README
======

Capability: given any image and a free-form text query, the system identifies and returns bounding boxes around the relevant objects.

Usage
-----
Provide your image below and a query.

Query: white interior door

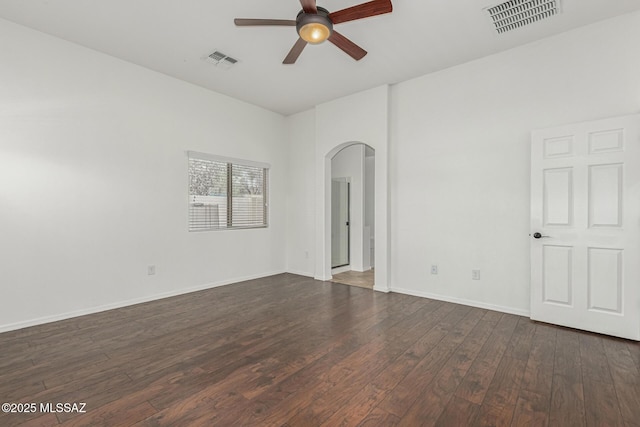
[331,179,350,268]
[531,114,640,340]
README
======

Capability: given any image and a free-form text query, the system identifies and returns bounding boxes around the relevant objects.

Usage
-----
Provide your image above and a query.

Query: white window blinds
[188,152,269,231]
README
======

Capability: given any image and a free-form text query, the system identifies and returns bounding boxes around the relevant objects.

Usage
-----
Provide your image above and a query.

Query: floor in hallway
[331,269,374,289]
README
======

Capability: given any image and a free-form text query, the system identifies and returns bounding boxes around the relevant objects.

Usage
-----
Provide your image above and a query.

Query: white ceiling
[1,0,640,116]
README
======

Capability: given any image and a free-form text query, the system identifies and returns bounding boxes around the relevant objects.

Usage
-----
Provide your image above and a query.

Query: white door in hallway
[331,178,350,268]
[530,114,640,340]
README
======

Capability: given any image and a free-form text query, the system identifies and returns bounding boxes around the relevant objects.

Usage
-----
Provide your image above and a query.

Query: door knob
[531,232,550,239]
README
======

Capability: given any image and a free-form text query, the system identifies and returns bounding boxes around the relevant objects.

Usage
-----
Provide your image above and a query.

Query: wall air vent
[487,0,560,34]
[205,50,239,70]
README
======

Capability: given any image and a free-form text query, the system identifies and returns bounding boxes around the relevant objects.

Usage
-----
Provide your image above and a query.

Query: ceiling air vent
[205,50,239,70]
[487,0,560,34]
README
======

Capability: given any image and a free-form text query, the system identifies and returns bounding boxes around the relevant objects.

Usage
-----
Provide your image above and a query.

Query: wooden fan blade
[328,31,367,61]
[300,0,317,14]
[283,38,308,64]
[329,0,392,24]
[234,18,296,26]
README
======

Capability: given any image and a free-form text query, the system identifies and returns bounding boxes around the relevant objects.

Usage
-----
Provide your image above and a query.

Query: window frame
[187,151,270,232]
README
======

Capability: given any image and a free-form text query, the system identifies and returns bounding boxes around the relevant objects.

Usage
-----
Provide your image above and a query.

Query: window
[188,152,269,231]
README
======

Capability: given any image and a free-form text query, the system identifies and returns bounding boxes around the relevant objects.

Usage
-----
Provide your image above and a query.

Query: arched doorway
[315,141,389,292]
[329,144,376,288]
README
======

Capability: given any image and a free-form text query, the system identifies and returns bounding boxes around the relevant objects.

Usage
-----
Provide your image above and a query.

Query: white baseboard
[390,287,530,317]
[0,270,286,333]
[331,265,351,274]
[285,269,314,278]
[373,285,390,293]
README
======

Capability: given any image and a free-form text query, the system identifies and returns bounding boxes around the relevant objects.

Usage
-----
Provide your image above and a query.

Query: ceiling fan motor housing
[296,6,333,44]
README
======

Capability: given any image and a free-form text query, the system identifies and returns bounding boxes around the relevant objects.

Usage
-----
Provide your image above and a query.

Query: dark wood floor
[1,274,639,427]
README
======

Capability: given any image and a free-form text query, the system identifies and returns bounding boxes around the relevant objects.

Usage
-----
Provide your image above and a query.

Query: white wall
[331,144,365,271]
[389,11,640,315]
[0,19,287,331]
[285,110,316,277]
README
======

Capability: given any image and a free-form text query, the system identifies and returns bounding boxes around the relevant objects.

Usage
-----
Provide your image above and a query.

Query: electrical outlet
[431,265,438,275]
[148,265,156,276]
[472,269,480,280]
[305,251,309,259]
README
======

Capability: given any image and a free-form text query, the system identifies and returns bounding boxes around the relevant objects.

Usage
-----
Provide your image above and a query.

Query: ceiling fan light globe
[299,22,331,44]
[296,7,333,45]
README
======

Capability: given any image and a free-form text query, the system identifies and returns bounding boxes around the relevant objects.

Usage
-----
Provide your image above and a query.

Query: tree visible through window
[188,152,268,231]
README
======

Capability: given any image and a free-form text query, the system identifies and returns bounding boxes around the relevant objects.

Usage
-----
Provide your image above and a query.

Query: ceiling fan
[234,0,393,64]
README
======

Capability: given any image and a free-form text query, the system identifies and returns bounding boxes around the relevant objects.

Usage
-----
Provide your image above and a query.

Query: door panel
[588,129,623,153]
[531,114,640,340]
[331,178,350,268]
[543,168,573,226]
[587,248,622,313]
[542,245,573,306]
[588,164,622,227]
[544,135,574,158]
